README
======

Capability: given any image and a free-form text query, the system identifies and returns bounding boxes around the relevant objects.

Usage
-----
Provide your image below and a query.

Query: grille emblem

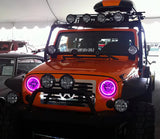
[59,93,74,100]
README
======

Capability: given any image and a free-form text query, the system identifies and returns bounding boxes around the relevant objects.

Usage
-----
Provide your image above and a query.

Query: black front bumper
[21,105,132,127]
[6,103,134,138]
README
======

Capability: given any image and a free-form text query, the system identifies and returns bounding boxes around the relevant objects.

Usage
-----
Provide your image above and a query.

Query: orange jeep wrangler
[0,0,155,139]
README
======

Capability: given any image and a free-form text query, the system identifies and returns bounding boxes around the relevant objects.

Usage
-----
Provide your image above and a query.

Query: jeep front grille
[40,79,96,107]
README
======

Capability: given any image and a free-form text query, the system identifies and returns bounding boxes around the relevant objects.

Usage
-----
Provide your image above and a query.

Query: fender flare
[121,78,150,100]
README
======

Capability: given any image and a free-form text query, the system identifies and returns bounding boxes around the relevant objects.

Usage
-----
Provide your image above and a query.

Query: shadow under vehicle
[1,0,155,139]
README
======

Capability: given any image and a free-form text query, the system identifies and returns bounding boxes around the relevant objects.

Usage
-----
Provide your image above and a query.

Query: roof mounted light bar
[66,12,144,25]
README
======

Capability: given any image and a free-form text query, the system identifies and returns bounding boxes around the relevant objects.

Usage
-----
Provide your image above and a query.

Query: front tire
[127,102,155,139]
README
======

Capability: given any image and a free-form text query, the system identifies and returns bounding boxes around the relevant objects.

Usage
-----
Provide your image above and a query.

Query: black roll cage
[44,12,147,77]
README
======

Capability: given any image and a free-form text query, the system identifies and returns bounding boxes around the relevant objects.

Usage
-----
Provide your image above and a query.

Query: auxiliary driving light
[66,14,76,24]
[113,12,124,22]
[114,99,128,112]
[128,46,138,55]
[82,14,91,23]
[41,74,55,89]
[26,76,40,92]
[97,14,106,23]
[99,79,117,97]
[60,74,74,90]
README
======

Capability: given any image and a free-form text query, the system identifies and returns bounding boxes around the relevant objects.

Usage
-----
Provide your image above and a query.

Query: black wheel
[126,102,155,139]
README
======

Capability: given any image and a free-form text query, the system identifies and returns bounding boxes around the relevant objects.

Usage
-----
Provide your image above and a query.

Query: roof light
[113,12,124,22]
[82,14,91,23]
[97,14,106,23]
[66,14,76,24]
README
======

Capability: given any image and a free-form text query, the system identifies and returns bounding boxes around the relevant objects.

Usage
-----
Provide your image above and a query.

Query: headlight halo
[60,74,74,90]
[99,79,117,97]
[26,76,41,92]
[41,74,55,89]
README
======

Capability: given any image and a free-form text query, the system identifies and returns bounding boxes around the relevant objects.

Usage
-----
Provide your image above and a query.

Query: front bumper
[6,103,133,138]
[20,104,132,127]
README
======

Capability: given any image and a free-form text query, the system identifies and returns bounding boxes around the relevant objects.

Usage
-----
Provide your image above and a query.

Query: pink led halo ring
[99,79,117,97]
[26,76,40,92]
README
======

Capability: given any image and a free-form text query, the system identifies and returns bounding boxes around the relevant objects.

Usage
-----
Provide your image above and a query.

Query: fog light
[6,92,18,104]
[114,99,128,112]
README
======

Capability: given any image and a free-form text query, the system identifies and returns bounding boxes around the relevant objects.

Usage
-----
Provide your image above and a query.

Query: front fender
[4,74,25,93]
[121,78,150,100]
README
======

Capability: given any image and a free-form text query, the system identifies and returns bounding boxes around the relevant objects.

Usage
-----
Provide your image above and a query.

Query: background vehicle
[0,40,26,53]
[0,53,43,98]
[1,0,155,139]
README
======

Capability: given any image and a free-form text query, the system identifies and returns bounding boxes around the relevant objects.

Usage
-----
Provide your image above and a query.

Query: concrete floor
[150,55,160,139]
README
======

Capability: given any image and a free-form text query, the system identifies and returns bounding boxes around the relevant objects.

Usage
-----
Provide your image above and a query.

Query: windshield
[56,31,135,56]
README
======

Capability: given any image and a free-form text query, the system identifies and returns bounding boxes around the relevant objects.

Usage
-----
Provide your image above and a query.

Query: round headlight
[82,14,91,23]
[41,74,55,89]
[99,79,117,97]
[128,45,138,55]
[60,74,74,90]
[66,14,76,24]
[114,99,128,112]
[113,12,124,22]
[6,92,18,104]
[26,76,40,92]
[97,14,106,23]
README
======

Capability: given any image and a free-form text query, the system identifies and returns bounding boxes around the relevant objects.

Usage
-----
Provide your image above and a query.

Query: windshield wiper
[62,49,119,61]
[62,55,119,61]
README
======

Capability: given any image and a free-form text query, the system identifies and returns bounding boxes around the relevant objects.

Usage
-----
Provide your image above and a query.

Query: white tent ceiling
[0,0,160,28]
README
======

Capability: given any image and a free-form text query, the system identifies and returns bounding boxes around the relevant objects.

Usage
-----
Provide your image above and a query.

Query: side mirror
[45,45,57,61]
[147,60,156,65]
[151,61,156,64]
[46,45,56,55]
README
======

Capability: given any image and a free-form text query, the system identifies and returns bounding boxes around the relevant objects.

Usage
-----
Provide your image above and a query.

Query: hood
[30,58,137,80]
